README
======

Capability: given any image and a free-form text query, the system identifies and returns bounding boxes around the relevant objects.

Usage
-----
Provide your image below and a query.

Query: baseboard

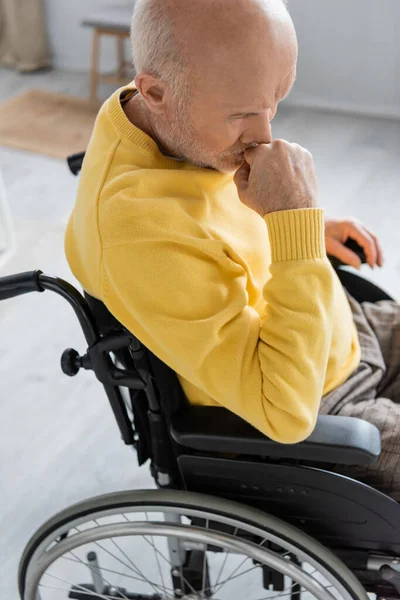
[285,94,400,121]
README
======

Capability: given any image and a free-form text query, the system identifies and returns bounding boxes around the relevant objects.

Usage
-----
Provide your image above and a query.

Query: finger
[233,160,250,191]
[243,144,267,166]
[347,225,377,268]
[370,232,385,268]
[326,238,362,269]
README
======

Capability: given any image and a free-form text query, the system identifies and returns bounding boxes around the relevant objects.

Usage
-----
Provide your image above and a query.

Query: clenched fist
[234,140,319,216]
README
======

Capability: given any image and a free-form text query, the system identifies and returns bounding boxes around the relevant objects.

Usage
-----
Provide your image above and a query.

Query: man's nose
[243,114,273,146]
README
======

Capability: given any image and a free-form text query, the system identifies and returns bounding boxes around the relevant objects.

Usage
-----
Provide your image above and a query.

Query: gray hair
[130,0,190,100]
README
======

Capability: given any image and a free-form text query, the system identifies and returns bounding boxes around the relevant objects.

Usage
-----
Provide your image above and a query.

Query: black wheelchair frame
[2,151,400,599]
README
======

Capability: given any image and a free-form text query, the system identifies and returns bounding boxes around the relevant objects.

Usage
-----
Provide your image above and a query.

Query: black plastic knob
[61,348,81,376]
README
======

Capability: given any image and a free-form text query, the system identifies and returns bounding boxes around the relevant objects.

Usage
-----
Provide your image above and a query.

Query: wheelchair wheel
[19,490,367,600]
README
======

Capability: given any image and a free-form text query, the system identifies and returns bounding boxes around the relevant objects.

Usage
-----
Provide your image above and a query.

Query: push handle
[0,270,44,301]
[67,152,85,176]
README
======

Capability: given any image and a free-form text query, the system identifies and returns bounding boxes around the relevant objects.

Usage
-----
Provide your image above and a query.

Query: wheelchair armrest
[170,407,381,466]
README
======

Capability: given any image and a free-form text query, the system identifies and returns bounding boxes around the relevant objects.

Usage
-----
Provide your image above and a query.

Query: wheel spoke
[212,555,251,593]
[213,527,238,587]
[201,519,209,596]
[145,512,166,593]
[42,573,129,600]
[61,552,173,591]
[141,533,198,597]
[93,517,163,594]
[211,563,260,593]
[122,512,198,597]
[90,539,165,596]
[95,519,145,576]
[78,556,132,600]
[253,581,304,599]
[60,512,185,594]
[213,551,229,588]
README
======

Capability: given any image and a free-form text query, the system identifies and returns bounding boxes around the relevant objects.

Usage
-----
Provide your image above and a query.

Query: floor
[0,66,399,597]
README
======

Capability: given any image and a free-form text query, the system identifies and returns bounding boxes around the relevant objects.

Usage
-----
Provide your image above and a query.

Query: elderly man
[65,0,399,498]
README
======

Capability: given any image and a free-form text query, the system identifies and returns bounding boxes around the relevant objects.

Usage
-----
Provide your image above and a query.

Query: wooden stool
[82,6,135,102]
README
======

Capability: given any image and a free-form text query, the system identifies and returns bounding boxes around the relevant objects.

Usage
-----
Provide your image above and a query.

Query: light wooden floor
[0,66,399,597]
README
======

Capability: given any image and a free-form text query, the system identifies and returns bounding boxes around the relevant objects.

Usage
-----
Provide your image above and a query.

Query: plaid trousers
[320,292,400,500]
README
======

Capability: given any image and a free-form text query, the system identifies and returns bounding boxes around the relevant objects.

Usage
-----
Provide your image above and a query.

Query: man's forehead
[212,66,297,112]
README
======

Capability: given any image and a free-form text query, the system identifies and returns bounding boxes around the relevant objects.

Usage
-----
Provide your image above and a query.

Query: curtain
[0,0,50,71]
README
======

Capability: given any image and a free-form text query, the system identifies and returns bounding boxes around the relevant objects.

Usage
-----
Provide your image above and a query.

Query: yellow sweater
[65,85,360,444]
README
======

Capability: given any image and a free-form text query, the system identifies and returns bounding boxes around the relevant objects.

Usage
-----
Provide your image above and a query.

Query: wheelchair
[1,151,400,600]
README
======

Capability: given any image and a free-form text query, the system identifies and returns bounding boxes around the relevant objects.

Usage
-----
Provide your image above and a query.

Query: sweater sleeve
[101,206,335,444]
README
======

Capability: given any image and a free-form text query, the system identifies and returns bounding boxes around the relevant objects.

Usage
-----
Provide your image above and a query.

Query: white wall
[287,0,400,118]
[44,0,400,119]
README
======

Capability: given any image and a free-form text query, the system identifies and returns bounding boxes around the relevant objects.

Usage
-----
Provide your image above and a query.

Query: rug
[0,89,101,159]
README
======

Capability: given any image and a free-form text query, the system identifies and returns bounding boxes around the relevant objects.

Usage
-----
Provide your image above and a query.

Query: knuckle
[292,142,304,152]
[296,146,313,161]
[272,139,287,150]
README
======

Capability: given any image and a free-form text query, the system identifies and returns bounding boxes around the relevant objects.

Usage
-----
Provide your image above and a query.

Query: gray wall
[44,0,400,118]
[287,0,400,118]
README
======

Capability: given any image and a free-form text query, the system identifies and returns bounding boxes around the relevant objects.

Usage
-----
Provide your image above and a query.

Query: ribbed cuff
[264,208,326,262]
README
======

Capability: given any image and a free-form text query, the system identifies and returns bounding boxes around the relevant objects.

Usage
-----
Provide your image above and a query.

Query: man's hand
[325,217,384,269]
[234,141,318,216]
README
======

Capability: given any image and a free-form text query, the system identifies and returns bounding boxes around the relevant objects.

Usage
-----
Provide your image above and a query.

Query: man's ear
[134,73,168,116]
